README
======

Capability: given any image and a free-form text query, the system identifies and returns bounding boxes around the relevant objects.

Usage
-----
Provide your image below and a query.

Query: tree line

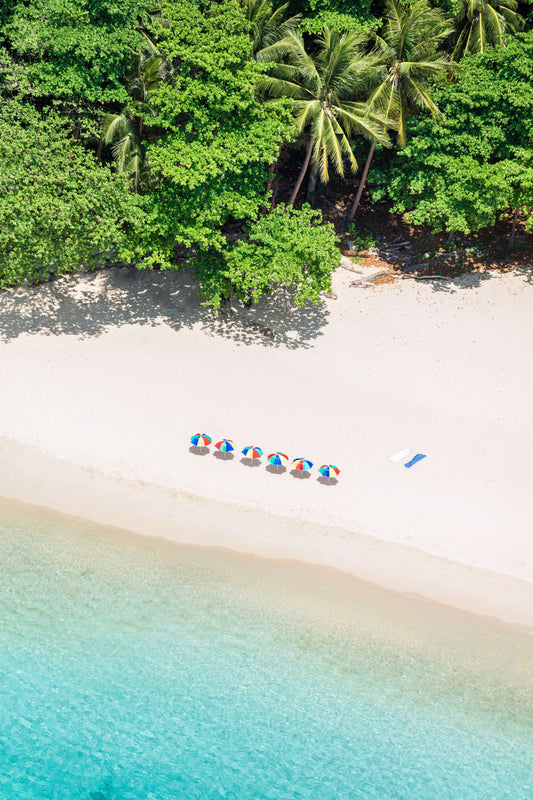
[1,0,532,307]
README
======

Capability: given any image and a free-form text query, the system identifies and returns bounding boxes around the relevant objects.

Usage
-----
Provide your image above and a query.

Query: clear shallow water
[0,503,531,800]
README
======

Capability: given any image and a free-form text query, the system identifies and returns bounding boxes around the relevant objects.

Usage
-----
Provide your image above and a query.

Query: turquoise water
[0,503,531,799]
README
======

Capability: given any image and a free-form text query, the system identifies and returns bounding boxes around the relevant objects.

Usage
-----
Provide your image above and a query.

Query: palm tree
[103,51,165,191]
[261,29,390,206]
[239,0,301,61]
[239,1,301,206]
[347,0,454,221]
[451,0,525,59]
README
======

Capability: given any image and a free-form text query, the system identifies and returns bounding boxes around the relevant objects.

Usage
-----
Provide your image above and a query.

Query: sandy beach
[0,264,532,625]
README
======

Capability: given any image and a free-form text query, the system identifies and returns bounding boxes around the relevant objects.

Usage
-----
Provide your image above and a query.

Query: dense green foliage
[0,101,140,286]
[450,0,525,59]
[103,52,166,190]
[367,0,453,146]
[131,0,298,297]
[373,32,533,234]
[197,204,340,309]
[295,0,375,35]
[0,0,531,300]
[240,0,301,60]
[261,28,390,203]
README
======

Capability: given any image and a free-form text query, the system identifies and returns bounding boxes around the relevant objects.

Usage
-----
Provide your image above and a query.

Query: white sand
[0,265,532,622]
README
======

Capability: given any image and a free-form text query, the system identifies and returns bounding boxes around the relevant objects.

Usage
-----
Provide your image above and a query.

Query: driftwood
[350,270,389,286]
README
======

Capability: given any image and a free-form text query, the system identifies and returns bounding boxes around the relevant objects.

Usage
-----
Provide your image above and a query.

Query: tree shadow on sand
[410,271,492,293]
[0,266,329,349]
[412,264,533,293]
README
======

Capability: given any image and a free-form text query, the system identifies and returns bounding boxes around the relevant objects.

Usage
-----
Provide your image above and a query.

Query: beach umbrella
[191,433,212,447]
[215,439,235,459]
[319,464,340,484]
[267,452,289,473]
[292,458,313,474]
[241,446,263,461]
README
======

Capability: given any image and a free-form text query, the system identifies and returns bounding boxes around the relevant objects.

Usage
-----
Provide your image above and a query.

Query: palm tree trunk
[269,173,280,210]
[347,138,376,223]
[96,137,104,163]
[288,140,314,207]
[510,207,519,245]
[306,160,319,202]
[259,160,280,212]
[265,160,278,196]
[135,117,144,193]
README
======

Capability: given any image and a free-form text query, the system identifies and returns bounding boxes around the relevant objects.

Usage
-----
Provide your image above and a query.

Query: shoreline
[1,266,532,629]
[1,436,531,630]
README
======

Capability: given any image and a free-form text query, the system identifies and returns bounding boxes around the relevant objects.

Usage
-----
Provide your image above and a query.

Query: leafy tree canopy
[196,204,339,310]
[0,101,141,288]
[129,0,295,264]
[373,32,533,234]
[3,0,153,105]
[290,0,376,33]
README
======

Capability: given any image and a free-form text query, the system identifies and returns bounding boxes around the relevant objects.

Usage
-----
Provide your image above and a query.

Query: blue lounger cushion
[404,453,427,468]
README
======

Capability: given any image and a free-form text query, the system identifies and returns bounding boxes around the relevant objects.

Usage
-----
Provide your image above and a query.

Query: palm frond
[103,112,132,145]
[450,0,525,57]
[402,74,441,116]
[257,72,311,100]
[341,103,393,144]
[240,0,302,60]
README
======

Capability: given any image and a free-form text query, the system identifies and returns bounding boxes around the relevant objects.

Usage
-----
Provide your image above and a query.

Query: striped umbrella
[267,452,289,473]
[292,458,313,474]
[319,464,340,484]
[241,446,263,461]
[215,439,235,459]
[190,433,212,447]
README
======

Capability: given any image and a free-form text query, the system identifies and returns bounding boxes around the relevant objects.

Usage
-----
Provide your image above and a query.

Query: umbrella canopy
[267,452,289,467]
[215,438,235,453]
[191,433,212,447]
[292,458,313,472]
[319,464,340,478]
[242,446,263,460]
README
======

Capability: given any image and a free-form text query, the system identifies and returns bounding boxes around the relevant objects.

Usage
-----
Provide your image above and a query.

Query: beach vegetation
[347,0,455,221]
[196,204,340,310]
[450,0,526,59]
[239,0,302,60]
[260,28,391,206]
[125,0,296,270]
[0,101,141,288]
[0,0,531,296]
[103,50,167,191]
[371,32,533,237]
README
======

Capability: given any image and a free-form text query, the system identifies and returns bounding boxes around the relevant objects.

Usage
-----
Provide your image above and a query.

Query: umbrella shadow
[266,464,287,475]
[290,469,311,480]
[214,451,235,461]
[240,457,261,468]
[317,476,339,486]
[189,445,210,456]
